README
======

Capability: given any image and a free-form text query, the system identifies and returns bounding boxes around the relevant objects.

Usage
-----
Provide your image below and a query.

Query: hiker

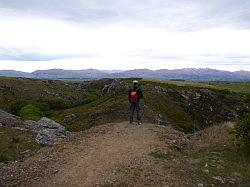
[129,80,143,125]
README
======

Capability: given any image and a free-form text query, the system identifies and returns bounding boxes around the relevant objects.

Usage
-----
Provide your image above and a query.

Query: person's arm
[138,88,143,99]
[128,88,132,103]
[140,90,143,99]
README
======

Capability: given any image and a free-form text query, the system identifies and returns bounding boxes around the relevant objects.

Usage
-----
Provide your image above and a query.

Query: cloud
[0,0,249,71]
[1,0,250,30]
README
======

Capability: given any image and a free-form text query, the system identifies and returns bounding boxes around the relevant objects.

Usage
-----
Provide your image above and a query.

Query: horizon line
[0,68,249,73]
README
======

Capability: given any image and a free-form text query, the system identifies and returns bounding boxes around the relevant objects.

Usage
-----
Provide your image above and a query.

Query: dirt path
[0,122,195,187]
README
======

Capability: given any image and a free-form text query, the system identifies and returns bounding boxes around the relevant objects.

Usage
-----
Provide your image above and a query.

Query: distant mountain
[0,70,33,78]
[0,68,250,81]
[112,68,249,81]
[32,69,110,79]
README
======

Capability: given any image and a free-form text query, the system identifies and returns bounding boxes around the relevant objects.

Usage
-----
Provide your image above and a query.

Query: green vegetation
[0,127,40,163]
[150,80,250,94]
[235,113,250,152]
[49,78,250,133]
[19,104,43,121]
[0,77,93,112]
[1,77,250,133]
[152,124,250,185]
[190,124,250,185]
[193,146,250,185]
[80,89,100,105]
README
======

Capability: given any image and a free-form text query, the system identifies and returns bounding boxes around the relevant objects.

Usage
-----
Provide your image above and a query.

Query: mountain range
[0,68,250,81]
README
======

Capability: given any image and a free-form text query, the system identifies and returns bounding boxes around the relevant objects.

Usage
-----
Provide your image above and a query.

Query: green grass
[153,124,250,185]
[49,79,250,133]
[1,77,250,133]
[192,146,250,185]
[149,79,250,94]
[20,104,43,121]
[0,127,40,163]
[0,77,96,112]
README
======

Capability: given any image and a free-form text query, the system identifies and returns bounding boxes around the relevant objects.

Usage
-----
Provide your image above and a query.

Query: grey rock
[37,117,65,130]
[36,128,67,146]
[0,109,16,118]
[63,114,77,123]
[0,109,24,127]
[25,117,69,146]
[101,79,129,96]
[154,114,171,126]
[154,86,173,94]
[212,176,226,184]
[25,120,43,133]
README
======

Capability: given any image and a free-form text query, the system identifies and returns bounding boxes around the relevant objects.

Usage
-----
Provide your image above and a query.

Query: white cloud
[0,0,250,71]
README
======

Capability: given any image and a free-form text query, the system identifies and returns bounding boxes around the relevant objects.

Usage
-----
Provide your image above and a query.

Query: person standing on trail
[129,80,143,125]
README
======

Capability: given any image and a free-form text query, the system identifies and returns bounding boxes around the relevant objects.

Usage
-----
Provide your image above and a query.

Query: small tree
[235,113,250,152]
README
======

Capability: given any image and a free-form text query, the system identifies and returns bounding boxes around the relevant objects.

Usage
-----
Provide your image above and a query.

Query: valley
[0,77,250,186]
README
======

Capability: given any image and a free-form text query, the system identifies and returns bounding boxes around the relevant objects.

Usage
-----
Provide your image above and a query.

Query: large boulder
[0,109,24,127]
[25,117,70,146]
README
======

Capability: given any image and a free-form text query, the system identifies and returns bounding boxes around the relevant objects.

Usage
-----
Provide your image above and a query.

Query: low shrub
[0,154,9,163]
[10,100,28,115]
[19,104,43,121]
[42,99,70,110]
[235,113,250,152]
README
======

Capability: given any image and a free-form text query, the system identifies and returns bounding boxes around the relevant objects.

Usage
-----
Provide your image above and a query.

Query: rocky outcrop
[154,114,171,126]
[154,85,249,128]
[63,114,77,123]
[25,117,70,146]
[101,79,129,96]
[0,109,24,127]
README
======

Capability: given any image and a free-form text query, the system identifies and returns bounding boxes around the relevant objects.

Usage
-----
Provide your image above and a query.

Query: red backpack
[130,90,138,104]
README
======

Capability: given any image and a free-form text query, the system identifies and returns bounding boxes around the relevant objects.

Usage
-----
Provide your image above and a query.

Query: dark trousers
[130,103,141,124]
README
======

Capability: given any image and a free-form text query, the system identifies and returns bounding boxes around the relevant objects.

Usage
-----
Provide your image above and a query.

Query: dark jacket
[128,85,143,103]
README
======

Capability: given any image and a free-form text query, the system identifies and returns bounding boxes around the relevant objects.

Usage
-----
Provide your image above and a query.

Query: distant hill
[0,70,33,78]
[32,69,110,79]
[0,68,250,81]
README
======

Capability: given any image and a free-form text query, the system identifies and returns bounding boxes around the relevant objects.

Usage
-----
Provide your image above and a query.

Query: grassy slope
[0,127,40,163]
[0,78,250,179]
[1,77,249,133]
[190,124,250,185]
[52,79,250,133]
[151,123,250,186]
[0,77,90,112]
[152,79,250,94]
[0,77,107,163]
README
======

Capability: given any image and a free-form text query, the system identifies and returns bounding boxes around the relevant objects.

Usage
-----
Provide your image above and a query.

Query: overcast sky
[0,0,250,72]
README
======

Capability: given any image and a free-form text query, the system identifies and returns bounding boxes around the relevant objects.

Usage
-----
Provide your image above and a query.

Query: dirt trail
[0,122,193,187]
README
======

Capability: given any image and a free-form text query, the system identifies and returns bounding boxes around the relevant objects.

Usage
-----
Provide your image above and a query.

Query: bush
[235,113,250,151]
[10,100,49,116]
[19,104,43,121]
[33,101,50,111]
[10,100,28,115]
[80,94,99,105]
[0,154,9,163]
[42,99,70,110]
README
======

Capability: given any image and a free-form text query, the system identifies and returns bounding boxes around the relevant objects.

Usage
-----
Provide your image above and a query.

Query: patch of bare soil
[0,122,194,187]
[1,122,242,187]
